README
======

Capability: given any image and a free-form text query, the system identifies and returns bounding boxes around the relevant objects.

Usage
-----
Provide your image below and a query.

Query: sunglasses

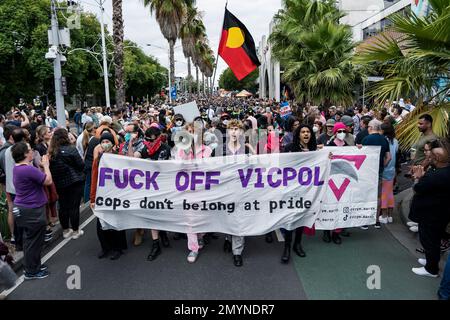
[336,130,346,133]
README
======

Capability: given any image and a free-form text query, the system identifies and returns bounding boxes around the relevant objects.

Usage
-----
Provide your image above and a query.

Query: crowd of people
[0,95,449,299]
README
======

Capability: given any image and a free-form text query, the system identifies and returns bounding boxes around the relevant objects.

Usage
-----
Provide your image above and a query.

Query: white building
[342,0,429,42]
[258,21,281,102]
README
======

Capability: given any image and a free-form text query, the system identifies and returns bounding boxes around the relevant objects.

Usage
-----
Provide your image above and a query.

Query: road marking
[1,213,96,298]
[275,229,285,242]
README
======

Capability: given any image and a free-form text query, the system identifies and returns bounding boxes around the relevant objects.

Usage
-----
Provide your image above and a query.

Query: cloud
[82,0,281,83]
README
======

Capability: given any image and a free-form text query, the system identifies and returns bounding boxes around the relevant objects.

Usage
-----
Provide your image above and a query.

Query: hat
[326,119,336,127]
[340,115,354,127]
[221,113,230,119]
[102,116,112,125]
[333,122,347,135]
[100,131,115,146]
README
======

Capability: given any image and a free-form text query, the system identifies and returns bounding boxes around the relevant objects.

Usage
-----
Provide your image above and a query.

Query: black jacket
[409,166,450,225]
[50,145,85,189]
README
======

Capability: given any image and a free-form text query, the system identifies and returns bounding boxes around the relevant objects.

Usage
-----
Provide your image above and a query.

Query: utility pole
[168,48,172,105]
[99,0,111,108]
[50,0,66,127]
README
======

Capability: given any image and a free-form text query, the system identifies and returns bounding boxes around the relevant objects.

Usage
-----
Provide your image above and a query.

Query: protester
[361,119,391,229]
[409,139,450,277]
[355,116,371,145]
[411,114,437,166]
[379,123,399,224]
[76,122,95,158]
[317,119,335,146]
[11,142,53,279]
[90,131,127,260]
[281,124,319,263]
[49,128,85,239]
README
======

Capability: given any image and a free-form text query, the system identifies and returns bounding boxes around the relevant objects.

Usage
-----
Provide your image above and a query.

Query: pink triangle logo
[328,155,367,201]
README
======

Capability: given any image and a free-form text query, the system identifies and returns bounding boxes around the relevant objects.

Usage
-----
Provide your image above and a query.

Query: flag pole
[212,1,228,95]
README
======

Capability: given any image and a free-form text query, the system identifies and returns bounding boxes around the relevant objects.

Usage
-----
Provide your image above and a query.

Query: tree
[124,40,167,100]
[219,68,259,93]
[355,0,450,148]
[112,0,125,109]
[180,3,205,95]
[268,0,361,106]
[144,0,188,94]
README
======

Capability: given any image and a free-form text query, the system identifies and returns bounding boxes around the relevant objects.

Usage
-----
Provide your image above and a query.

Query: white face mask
[176,120,183,127]
[313,126,319,133]
[337,132,346,140]
[223,119,229,126]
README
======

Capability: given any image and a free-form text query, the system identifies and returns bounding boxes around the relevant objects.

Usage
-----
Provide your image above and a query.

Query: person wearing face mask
[312,121,323,141]
[174,122,212,263]
[340,115,356,146]
[90,131,127,260]
[327,122,349,147]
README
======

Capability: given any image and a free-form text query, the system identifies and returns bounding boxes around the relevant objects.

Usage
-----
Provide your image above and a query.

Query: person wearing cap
[90,131,127,260]
[327,122,348,147]
[317,119,335,146]
[171,114,185,137]
[340,115,356,146]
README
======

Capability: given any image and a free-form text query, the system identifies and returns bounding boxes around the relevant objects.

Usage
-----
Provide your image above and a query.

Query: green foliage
[0,0,166,111]
[354,0,450,148]
[269,0,361,106]
[219,68,259,92]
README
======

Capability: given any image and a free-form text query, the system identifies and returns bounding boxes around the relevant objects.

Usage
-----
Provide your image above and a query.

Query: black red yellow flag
[218,8,261,81]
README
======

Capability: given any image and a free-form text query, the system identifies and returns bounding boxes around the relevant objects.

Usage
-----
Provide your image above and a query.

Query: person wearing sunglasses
[326,122,349,147]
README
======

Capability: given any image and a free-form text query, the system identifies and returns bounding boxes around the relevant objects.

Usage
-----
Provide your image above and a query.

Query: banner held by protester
[93,147,380,235]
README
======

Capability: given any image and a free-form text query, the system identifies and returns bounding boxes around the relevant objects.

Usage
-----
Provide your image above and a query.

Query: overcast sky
[81,0,282,84]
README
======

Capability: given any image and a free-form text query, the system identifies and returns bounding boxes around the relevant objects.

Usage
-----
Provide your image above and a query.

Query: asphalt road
[5,209,442,300]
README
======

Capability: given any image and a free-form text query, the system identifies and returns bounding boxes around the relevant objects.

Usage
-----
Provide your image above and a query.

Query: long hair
[82,121,95,152]
[49,128,70,159]
[381,123,396,144]
[36,125,49,144]
[291,124,317,152]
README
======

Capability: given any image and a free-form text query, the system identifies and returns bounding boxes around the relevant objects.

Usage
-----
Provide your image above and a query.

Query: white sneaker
[412,267,438,278]
[379,217,389,224]
[409,226,419,233]
[387,217,393,223]
[63,229,73,239]
[187,251,198,263]
[71,230,84,240]
[418,258,426,266]
[407,221,418,227]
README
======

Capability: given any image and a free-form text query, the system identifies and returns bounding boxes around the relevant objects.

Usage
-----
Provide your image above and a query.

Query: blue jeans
[84,171,92,204]
[438,253,450,300]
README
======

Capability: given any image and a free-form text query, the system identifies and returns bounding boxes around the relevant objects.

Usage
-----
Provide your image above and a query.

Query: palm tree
[180,3,205,95]
[112,0,125,109]
[269,0,359,106]
[355,0,450,149]
[144,0,188,91]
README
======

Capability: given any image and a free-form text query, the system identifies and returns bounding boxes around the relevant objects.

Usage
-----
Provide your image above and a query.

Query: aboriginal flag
[218,8,260,81]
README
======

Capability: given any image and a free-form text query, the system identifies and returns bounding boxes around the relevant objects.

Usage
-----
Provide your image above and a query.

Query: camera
[45,46,58,61]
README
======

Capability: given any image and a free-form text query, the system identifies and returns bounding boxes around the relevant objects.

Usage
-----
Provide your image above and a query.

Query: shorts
[381,179,394,209]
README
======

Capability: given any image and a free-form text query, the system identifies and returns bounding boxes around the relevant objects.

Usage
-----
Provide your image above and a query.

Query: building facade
[258,21,281,102]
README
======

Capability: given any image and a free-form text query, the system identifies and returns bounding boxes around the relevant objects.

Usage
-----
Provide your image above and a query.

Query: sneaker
[198,238,204,250]
[24,270,49,280]
[44,233,53,242]
[409,226,419,233]
[374,222,381,229]
[407,221,418,227]
[187,251,198,263]
[387,217,393,223]
[23,265,48,273]
[63,229,73,239]
[418,258,426,266]
[71,230,84,240]
[412,267,438,278]
[360,225,369,230]
[10,237,15,245]
[379,217,389,224]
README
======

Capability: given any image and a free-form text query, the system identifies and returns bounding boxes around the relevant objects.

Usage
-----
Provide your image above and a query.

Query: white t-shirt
[76,134,84,158]
[5,147,16,195]
[0,127,5,146]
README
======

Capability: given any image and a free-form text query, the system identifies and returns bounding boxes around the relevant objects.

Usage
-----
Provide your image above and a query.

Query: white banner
[93,147,380,235]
